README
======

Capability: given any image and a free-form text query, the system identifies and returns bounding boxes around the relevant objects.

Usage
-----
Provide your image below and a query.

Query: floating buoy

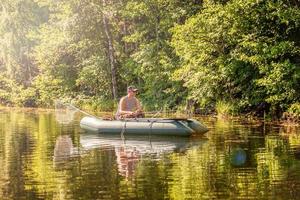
[230,147,247,167]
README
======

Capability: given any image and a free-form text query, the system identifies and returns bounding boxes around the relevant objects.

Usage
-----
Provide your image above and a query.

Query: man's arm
[136,98,142,112]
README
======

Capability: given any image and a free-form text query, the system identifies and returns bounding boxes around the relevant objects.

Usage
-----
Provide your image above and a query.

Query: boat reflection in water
[53,133,207,178]
[80,133,207,179]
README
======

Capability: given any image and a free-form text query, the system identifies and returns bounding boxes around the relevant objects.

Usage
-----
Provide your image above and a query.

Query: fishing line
[65,103,100,119]
[54,100,101,123]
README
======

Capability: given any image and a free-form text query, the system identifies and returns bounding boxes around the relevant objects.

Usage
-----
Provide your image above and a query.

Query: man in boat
[116,86,145,119]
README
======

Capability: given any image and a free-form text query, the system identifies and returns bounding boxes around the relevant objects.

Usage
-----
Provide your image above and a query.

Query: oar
[120,118,188,123]
[142,108,163,118]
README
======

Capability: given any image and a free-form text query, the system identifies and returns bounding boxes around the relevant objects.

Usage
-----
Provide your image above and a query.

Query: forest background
[1,0,300,120]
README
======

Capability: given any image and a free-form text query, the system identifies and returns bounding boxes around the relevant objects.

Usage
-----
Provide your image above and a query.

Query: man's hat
[127,85,138,92]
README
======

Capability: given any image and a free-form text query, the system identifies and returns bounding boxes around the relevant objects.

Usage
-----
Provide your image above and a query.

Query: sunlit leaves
[172,0,300,113]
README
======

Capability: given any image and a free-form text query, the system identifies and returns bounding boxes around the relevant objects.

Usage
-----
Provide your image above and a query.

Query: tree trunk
[118,0,129,54]
[102,0,118,100]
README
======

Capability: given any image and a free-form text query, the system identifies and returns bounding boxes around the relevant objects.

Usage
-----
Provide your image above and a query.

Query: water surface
[0,109,300,199]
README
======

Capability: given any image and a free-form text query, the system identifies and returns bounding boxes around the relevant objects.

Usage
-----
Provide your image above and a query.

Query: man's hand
[128,111,134,115]
[135,109,143,113]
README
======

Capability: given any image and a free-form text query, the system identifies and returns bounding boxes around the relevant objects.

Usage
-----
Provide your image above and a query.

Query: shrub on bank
[283,103,300,123]
[216,101,239,118]
[75,96,116,112]
[11,87,37,107]
[0,74,17,106]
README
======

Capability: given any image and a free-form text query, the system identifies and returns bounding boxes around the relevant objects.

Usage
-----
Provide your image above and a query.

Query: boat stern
[187,119,209,134]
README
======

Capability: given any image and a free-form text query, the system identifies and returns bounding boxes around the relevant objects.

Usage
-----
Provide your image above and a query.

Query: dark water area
[0,109,300,200]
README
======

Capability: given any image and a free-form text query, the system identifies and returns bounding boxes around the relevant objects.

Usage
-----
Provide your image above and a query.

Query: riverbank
[1,106,299,127]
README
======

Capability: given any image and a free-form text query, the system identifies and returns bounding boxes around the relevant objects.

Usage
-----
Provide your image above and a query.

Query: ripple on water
[1,112,300,199]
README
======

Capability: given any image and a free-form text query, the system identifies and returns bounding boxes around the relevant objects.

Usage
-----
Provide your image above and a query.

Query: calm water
[0,109,300,200]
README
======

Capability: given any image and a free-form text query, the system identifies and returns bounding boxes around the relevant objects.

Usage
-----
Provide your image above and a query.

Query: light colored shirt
[116,96,141,117]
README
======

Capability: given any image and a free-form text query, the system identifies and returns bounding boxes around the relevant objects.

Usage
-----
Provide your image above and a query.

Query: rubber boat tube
[80,117,208,136]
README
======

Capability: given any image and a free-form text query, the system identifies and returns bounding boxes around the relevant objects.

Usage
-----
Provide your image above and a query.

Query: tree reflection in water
[53,135,74,168]
[1,111,300,199]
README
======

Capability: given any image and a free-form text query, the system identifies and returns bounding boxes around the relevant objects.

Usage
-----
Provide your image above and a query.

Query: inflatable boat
[80,117,208,136]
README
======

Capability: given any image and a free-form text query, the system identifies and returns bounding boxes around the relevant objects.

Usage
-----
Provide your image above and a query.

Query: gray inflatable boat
[80,117,208,136]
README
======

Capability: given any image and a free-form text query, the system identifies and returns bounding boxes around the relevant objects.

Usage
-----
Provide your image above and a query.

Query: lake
[0,109,300,199]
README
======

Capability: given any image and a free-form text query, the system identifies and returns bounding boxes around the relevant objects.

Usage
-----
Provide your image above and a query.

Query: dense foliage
[172,0,300,117]
[0,0,300,118]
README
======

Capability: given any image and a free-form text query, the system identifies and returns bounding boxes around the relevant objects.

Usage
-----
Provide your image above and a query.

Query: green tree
[32,0,115,105]
[0,0,45,84]
[172,0,300,115]
[120,0,202,110]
